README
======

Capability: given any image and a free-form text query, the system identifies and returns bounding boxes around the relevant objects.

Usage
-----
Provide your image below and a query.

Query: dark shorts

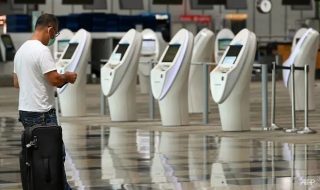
[19,108,58,128]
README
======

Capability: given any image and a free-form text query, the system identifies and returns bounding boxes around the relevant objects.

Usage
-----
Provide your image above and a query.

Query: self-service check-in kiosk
[214,29,234,63]
[210,29,256,131]
[138,29,161,94]
[101,29,142,121]
[283,28,319,111]
[0,34,15,62]
[56,29,91,117]
[53,29,74,61]
[151,29,194,126]
[188,28,214,113]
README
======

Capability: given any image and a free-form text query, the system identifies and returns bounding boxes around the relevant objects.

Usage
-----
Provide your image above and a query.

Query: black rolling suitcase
[20,126,64,190]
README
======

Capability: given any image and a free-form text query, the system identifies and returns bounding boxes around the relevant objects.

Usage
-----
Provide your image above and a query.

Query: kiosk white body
[283,28,319,111]
[188,28,214,113]
[210,29,256,131]
[214,29,234,63]
[138,29,161,94]
[151,29,194,126]
[56,29,91,117]
[53,29,74,61]
[101,29,142,121]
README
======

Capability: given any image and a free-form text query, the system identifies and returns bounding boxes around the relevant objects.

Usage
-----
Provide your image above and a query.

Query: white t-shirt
[14,40,56,112]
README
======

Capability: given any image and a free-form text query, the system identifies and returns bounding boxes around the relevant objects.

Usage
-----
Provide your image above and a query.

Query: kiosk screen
[142,39,156,54]
[222,45,242,66]
[1,35,14,49]
[218,39,232,50]
[62,43,79,59]
[115,44,129,61]
[58,40,70,52]
[162,44,180,62]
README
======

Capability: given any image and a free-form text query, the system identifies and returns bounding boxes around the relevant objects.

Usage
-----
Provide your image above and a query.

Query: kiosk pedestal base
[159,94,188,126]
[218,88,250,132]
[59,86,86,117]
[108,82,137,122]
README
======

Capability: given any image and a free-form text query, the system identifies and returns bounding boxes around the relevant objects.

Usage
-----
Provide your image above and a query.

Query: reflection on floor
[1,118,320,190]
[1,83,320,189]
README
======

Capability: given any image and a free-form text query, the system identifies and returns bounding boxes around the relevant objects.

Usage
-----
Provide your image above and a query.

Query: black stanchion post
[100,89,106,115]
[149,61,155,120]
[270,61,282,130]
[297,65,316,134]
[261,62,268,130]
[203,62,209,124]
[285,64,298,133]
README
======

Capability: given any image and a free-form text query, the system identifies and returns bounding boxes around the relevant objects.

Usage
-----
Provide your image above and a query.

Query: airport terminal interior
[2,0,320,189]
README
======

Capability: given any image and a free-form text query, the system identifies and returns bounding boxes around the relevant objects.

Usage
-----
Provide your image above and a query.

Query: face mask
[47,37,55,46]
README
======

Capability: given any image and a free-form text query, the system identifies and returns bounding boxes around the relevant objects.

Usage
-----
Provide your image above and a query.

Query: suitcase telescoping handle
[26,136,38,149]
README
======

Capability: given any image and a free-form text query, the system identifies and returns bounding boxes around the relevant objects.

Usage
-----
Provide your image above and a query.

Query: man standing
[13,14,76,190]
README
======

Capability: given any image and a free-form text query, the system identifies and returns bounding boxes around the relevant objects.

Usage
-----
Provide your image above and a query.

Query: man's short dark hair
[35,13,59,29]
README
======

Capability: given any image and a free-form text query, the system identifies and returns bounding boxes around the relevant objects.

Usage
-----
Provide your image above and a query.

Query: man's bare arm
[13,73,19,88]
[45,70,77,88]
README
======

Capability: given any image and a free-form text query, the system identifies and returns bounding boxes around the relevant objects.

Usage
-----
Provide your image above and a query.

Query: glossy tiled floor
[1,82,320,189]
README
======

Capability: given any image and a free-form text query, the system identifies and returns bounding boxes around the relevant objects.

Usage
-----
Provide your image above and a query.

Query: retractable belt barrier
[268,61,316,134]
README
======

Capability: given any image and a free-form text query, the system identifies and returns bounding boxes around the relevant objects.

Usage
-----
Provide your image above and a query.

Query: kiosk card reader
[214,29,234,63]
[56,29,91,117]
[101,29,142,121]
[138,29,161,94]
[0,34,15,62]
[188,28,214,113]
[151,29,194,126]
[210,29,256,131]
[53,29,74,61]
[283,28,319,111]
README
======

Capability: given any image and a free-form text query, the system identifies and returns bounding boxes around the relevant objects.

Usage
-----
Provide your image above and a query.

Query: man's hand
[45,70,78,87]
[64,72,77,84]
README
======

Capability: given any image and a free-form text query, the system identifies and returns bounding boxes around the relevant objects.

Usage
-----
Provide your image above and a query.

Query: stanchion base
[284,128,299,133]
[270,123,283,131]
[297,127,316,134]
[262,127,270,131]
